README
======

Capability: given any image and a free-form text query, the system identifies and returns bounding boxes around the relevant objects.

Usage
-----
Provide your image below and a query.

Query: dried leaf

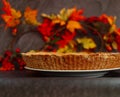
[24,7,40,25]
[11,8,21,18]
[52,18,65,26]
[69,7,85,21]
[57,8,74,21]
[76,37,96,49]
[1,0,21,28]
[67,20,83,32]
[109,24,117,33]
[57,45,74,53]
[41,13,56,20]
[112,41,118,50]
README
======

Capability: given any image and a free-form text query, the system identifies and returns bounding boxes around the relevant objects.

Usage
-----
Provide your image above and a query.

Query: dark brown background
[1,0,120,54]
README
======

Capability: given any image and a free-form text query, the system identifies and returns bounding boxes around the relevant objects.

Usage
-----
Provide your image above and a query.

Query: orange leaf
[69,7,85,21]
[1,0,21,28]
[1,14,21,28]
[66,20,83,32]
[24,7,40,25]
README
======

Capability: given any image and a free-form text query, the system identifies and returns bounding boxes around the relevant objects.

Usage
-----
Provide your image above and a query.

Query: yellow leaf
[24,7,40,25]
[67,20,83,32]
[42,8,74,21]
[41,13,56,20]
[112,41,118,50]
[76,37,96,49]
[109,24,117,33]
[69,40,76,48]
[57,8,74,21]
[57,45,74,53]
[11,8,22,18]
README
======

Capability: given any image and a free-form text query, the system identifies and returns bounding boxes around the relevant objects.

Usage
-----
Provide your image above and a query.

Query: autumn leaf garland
[24,7,40,25]
[1,0,120,53]
[38,8,120,52]
[1,0,40,36]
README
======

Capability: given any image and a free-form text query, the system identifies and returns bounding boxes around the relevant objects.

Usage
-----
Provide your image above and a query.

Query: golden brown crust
[22,52,120,70]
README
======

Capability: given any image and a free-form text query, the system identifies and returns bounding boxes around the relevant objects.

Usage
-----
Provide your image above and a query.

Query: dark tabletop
[0,70,120,97]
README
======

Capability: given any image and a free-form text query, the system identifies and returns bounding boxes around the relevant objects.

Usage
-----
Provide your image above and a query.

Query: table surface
[0,69,120,77]
[1,69,120,97]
